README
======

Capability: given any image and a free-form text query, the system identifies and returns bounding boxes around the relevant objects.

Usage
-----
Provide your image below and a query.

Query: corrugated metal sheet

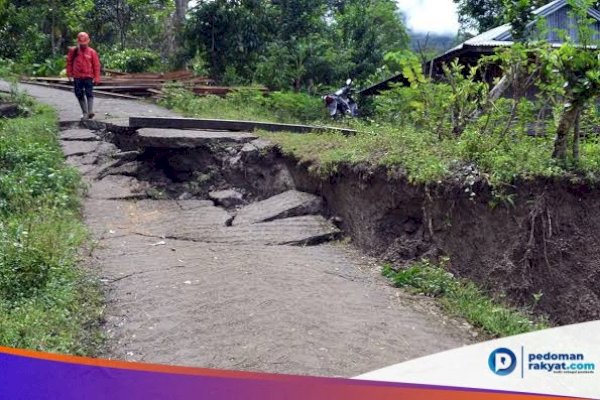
[435,0,600,61]
[362,0,600,96]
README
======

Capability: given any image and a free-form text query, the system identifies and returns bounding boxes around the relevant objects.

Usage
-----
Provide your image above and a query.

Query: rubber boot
[77,97,88,119]
[87,97,95,119]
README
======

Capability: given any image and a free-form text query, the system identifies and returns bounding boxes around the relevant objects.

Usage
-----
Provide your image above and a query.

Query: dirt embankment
[287,161,600,326]
[102,124,599,326]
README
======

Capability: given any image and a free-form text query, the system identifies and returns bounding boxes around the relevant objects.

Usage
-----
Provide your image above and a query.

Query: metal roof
[437,0,600,59]
[359,0,600,96]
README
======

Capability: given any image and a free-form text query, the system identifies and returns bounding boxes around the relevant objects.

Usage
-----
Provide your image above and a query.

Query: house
[360,0,600,97]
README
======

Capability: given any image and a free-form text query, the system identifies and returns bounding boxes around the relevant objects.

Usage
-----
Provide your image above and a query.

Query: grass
[158,87,600,188]
[263,125,458,183]
[0,91,103,355]
[382,259,549,338]
[159,84,346,125]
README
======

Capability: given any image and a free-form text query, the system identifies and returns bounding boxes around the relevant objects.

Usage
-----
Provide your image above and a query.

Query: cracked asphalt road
[1,81,474,377]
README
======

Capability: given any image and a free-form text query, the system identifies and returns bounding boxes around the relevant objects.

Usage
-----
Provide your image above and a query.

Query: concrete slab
[137,128,259,148]
[233,190,323,226]
[88,176,147,200]
[61,140,99,157]
[60,129,99,141]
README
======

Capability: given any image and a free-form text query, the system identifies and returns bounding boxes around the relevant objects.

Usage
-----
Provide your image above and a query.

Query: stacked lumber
[23,70,268,99]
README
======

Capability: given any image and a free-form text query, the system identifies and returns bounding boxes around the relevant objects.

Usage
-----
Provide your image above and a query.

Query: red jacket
[66,46,101,83]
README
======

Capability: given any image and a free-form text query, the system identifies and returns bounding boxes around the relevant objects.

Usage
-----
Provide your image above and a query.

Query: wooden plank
[21,80,141,100]
[129,116,356,135]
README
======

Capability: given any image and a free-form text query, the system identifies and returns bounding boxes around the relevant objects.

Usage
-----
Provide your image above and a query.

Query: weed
[159,87,600,189]
[0,95,103,355]
[382,259,549,338]
[159,85,328,125]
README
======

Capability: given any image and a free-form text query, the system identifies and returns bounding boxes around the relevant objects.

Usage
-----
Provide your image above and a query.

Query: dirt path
[1,81,474,377]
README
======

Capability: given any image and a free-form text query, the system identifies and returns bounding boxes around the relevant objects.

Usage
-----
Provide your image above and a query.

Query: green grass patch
[0,93,103,355]
[159,85,333,125]
[262,124,458,183]
[158,87,600,188]
[382,259,548,337]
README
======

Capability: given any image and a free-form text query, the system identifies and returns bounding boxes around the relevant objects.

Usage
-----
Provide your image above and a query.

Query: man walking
[66,32,101,119]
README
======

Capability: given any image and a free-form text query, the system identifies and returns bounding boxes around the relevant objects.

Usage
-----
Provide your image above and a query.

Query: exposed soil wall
[102,122,600,326]
[287,160,600,326]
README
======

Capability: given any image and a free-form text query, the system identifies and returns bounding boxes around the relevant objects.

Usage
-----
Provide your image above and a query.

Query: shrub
[29,56,66,77]
[160,85,327,124]
[0,97,102,354]
[102,48,160,73]
[0,58,16,78]
[262,91,325,122]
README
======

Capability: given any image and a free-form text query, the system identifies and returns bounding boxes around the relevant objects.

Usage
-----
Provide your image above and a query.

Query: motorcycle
[322,79,358,118]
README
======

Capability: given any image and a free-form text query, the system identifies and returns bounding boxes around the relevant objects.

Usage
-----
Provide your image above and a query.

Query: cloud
[396,0,460,35]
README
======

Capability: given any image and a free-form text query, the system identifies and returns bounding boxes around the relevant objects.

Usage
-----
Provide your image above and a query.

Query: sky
[188,0,461,36]
[396,0,460,35]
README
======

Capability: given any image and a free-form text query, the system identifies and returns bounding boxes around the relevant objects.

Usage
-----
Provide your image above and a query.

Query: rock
[66,153,98,167]
[209,189,245,208]
[233,190,323,226]
[96,142,118,157]
[114,151,141,162]
[136,129,258,148]
[227,154,242,167]
[239,139,273,162]
[88,176,147,200]
[94,151,141,180]
[224,215,341,246]
[60,129,99,141]
[224,147,238,156]
[250,138,272,151]
[178,192,193,201]
[104,161,142,179]
[241,143,257,154]
[0,103,20,118]
[61,140,99,157]
[330,216,343,228]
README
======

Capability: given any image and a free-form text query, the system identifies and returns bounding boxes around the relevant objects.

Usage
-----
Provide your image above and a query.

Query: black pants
[74,78,94,99]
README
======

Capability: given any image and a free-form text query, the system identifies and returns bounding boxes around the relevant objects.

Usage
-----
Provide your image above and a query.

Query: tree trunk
[51,15,55,56]
[552,104,581,160]
[489,75,511,101]
[174,0,188,25]
[573,109,582,162]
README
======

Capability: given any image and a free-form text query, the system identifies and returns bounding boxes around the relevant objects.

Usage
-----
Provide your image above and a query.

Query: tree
[543,0,600,161]
[334,0,409,81]
[453,0,557,33]
[454,0,600,33]
[503,0,536,41]
[453,0,509,32]
[173,0,188,25]
[185,0,275,80]
[0,0,92,61]
[254,0,340,89]
[88,0,172,50]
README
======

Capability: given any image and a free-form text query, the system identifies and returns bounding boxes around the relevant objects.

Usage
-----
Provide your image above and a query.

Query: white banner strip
[356,321,600,399]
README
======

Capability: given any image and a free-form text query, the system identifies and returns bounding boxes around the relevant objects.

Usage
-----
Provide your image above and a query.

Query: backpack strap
[70,47,79,70]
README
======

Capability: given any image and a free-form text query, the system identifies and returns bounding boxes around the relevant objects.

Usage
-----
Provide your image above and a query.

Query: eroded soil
[2,81,475,377]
